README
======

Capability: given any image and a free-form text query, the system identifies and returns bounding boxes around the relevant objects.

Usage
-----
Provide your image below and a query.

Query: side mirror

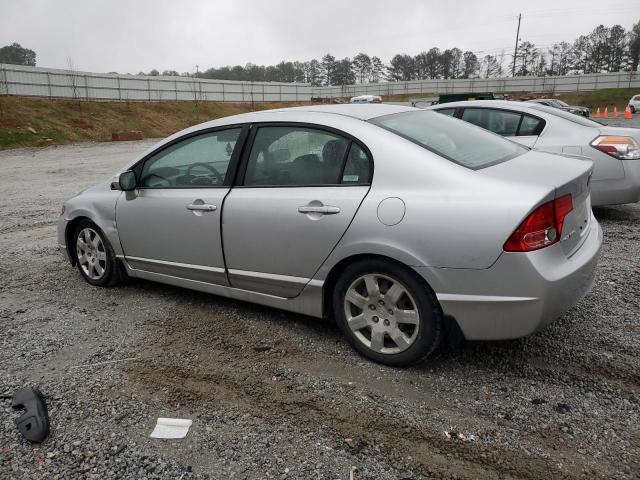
[118,170,137,191]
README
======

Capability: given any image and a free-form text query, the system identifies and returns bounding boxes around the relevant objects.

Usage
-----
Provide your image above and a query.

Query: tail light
[504,194,573,252]
[591,135,640,160]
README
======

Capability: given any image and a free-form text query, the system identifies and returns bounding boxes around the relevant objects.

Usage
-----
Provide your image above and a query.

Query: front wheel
[333,259,442,366]
[73,220,123,287]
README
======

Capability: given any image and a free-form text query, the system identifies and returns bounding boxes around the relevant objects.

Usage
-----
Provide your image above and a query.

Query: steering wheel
[186,162,224,185]
[144,173,170,187]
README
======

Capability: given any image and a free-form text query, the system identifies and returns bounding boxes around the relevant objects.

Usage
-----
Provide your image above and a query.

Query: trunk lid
[480,150,594,257]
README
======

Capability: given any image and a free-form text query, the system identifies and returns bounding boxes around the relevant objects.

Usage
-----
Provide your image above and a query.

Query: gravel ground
[0,140,639,480]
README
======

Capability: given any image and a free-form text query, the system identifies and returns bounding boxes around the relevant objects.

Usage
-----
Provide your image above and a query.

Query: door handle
[298,205,340,214]
[187,204,217,211]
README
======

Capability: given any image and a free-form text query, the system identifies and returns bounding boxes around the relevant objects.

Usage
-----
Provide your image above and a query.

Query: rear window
[528,104,602,127]
[370,110,526,169]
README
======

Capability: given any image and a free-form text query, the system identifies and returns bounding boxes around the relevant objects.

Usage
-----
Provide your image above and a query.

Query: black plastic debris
[12,387,50,443]
[555,402,572,414]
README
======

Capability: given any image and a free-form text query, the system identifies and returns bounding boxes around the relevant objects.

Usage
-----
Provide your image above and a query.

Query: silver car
[427,100,640,206]
[58,105,602,366]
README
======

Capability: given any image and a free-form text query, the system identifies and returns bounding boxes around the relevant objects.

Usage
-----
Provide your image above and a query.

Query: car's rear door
[116,127,246,284]
[222,124,372,297]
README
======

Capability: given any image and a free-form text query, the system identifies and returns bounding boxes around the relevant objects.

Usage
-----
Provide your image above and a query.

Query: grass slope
[0,96,306,150]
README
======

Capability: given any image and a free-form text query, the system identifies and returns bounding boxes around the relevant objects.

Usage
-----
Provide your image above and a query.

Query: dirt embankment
[0,96,308,150]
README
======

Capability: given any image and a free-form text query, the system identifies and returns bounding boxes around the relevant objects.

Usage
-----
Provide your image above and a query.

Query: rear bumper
[413,216,602,340]
[591,160,640,206]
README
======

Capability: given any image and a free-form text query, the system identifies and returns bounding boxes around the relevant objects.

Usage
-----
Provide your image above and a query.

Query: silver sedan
[427,100,640,206]
[58,105,602,366]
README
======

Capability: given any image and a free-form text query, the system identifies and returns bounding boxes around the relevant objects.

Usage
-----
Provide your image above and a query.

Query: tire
[73,219,124,287]
[631,106,636,114]
[332,259,442,367]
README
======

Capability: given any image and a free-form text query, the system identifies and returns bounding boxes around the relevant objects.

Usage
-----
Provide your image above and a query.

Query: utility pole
[512,13,522,76]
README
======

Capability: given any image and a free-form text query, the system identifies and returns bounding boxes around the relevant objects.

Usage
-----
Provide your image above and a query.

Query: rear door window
[518,115,545,136]
[461,108,520,136]
[242,126,371,186]
[435,108,456,116]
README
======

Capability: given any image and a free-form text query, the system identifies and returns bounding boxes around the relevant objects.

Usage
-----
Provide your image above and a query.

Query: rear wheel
[333,259,442,366]
[73,220,123,287]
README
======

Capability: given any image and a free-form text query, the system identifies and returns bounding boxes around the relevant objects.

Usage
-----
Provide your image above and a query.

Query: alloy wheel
[76,227,107,281]
[343,273,420,354]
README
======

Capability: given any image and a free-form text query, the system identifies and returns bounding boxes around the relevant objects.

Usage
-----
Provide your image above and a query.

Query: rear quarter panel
[317,131,556,277]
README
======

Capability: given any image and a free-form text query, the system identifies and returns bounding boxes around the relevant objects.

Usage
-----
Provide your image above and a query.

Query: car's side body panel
[116,188,229,285]
[223,186,369,297]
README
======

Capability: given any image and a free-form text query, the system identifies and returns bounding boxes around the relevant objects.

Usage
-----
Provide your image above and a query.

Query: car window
[371,110,526,169]
[633,96,640,101]
[528,104,602,127]
[342,144,372,184]
[461,108,521,136]
[140,129,241,188]
[518,115,544,136]
[435,108,456,116]
[244,126,351,186]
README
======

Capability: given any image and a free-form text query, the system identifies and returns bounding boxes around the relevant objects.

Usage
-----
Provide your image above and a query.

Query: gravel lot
[0,140,639,479]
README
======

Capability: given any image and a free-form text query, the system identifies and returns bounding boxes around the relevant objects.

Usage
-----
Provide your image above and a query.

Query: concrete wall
[0,64,312,102]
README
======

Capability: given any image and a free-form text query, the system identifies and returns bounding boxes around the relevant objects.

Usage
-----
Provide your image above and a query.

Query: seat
[291,154,324,185]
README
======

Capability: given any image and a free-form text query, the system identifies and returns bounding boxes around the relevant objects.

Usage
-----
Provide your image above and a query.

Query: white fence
[311,71,640,98]
[2,64,638,102]
[0,64,312,102]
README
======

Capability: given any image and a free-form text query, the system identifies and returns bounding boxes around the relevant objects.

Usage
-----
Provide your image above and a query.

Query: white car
[427,100,640,206]
[350,95,382,104]
[629,94,640,114]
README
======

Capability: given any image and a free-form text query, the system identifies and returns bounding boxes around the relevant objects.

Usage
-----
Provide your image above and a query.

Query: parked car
[439,92,495,104]
[58,105,601,366]
[427,100,640,206]
[628,94,640,113]
[350,95,382,104]
[526,98,590,117]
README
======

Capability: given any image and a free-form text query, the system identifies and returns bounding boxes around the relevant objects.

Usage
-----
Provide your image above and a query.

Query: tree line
[191,19,640,85]
[1,19,639,86]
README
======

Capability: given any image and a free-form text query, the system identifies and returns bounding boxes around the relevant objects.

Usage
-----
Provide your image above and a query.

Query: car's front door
[116,127,245,284]
[222,124,372,297]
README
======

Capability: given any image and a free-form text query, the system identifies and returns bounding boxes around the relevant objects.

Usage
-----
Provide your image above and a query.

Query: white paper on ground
[150,418,193,439]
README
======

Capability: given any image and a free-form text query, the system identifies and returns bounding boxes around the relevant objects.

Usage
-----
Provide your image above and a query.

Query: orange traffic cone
[613,106,619,118]
[604,107,608,118]
[595,107,601,118]
[625,105,632,120]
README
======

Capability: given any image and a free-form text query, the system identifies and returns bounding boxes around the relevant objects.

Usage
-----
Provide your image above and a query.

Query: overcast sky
[1,0,637,74]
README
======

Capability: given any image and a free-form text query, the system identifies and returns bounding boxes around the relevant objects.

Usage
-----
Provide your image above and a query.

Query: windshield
[371,110,527,169]
[528,104,602,127]
[555,100,570,107]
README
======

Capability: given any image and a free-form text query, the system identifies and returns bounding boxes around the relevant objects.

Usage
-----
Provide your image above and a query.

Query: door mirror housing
[119,170,137,191]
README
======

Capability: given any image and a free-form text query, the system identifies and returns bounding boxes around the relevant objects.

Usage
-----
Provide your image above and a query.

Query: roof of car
[427,100,541,111]
[266,103,416,120]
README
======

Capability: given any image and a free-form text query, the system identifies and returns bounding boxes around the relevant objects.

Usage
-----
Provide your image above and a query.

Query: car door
[116,127,245,284]
[222,124,372,297]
